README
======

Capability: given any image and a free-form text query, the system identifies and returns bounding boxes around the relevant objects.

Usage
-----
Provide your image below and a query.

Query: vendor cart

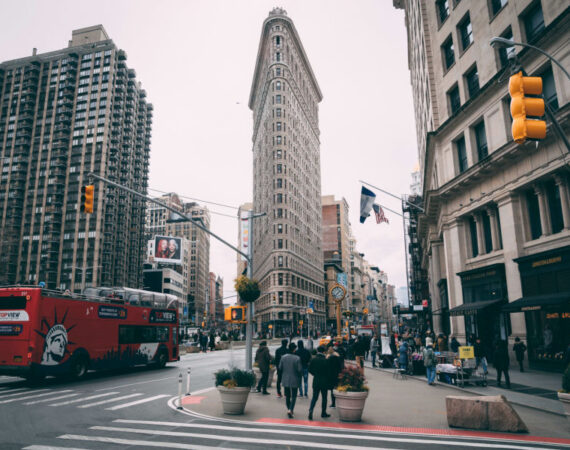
[456,346,487,387]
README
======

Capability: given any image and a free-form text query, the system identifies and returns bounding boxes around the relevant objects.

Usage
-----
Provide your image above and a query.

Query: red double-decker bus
[0,286,180,380]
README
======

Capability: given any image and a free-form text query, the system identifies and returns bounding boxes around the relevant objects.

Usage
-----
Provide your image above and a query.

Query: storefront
[451,264,509,361]
[506,247,570,371]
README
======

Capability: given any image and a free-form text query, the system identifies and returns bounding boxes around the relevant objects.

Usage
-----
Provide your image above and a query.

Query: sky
[1,0,418,303]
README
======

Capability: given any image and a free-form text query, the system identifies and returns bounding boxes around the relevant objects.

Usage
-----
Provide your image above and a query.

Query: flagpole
[360,180,424,213]
[374,202,403,218]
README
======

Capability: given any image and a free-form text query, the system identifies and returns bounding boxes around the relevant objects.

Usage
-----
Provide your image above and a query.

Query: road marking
[105,394,170,410]
[59,435,234,450]
[24,393,78,405]
[0,390,70,404]
[49,392,120,407]
[78,393,142,408]
[95,376,174,392]
[91,426,552,450]
[188,387,215,396]
[0,387,33,397]
[24,446,88,450]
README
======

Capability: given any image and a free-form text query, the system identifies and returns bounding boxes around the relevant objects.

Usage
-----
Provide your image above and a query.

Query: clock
[329,283,346,303]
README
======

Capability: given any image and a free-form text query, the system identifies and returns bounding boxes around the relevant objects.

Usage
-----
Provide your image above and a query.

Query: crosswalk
[0,384,169,411]
[20,418,568,450]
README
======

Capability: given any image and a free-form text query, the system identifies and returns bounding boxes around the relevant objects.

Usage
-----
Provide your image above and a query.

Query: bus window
[0,296,28,309]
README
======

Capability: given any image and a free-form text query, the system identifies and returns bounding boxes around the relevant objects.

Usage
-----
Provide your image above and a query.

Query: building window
[275,108,282,117]
[276,164,282,174]
[482,212,493,253]
[540,66,559,111]
[278,256,283,267]
[468,217,478,257]
[523,2,545,43]
[276,122,282,131]
[436,0,450,25]
[545,180,564,234]
[275,81,281,91]
[458,14,473,51]
[276,95,281,104]
[526,189,542,240]
[448,85,461,114]
[275,52,281,62]
[275,36,281,46]
[465,65,479,99]
[474,121,488,161]
[276,136,282,145]
[276,178,282,188]
[442,36,455,70]
[490,0,507,17]
[498,27,515,68]
[456,136,468,173]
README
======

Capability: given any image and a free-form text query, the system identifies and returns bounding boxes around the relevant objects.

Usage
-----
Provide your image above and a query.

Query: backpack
[424,347,435,367]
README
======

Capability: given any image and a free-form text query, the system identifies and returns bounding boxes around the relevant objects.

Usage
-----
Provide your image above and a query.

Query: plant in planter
[557,363,570,422]
[234,275,261,303]
[215,367,256,415]
[333,365,369,422]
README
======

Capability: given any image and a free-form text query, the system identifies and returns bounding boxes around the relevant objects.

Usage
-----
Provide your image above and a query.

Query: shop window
[448,84,461,115]
[442,35,455,70]
[458,14,473,52]
[526,190,542,240]
[474,120,488,161]
[522,2,544,43]
[545,180,564,234]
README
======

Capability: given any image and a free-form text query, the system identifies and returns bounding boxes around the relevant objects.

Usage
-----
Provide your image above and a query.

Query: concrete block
[446,395,528,433]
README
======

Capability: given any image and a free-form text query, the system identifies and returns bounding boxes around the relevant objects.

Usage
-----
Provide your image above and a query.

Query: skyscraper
[249,8,326,335]
[0,25,152,291]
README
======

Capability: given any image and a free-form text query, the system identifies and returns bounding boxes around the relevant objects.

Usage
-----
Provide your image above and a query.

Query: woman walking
[279,342,302,418]
[493,340,511,389]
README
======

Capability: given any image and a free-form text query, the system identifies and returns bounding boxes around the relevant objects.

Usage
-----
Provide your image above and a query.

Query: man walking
[423,338,436,385]
[279,342,302,418]
[255,341,271,394]
[308,345,330,420]
[370,334,379,368]
[513,337,527,372]
[274,339,288,398]
[494,340,511,389]
[296,340,311,397]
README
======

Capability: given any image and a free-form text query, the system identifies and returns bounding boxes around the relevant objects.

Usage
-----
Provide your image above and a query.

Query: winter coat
[513,342,527,361]
[279,353,302,388]
[274,344,288,372]
[370,338,379,352]
[450,338,460,353]
[296,347,311,369]
[493,341,510,370]
[255,345,271,372]
[326,351,344,389]
[353,339,366,357]
[308,353,329,389]
[398,342,409,366]
[422,345,436,368]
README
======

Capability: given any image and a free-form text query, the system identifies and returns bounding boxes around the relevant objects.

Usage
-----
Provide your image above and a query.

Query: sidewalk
[180,364,570,440]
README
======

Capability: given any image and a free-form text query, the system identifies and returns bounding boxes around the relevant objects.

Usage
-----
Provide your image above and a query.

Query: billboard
[154,235,182,264]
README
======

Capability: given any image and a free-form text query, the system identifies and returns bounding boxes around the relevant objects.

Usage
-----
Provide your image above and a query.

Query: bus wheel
[70,354,89,379]
[155,350,168,369]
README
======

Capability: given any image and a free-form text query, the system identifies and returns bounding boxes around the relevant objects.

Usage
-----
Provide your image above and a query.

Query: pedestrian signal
[509,71,546,144]
[225,306,246,323]
[80,185,94,213]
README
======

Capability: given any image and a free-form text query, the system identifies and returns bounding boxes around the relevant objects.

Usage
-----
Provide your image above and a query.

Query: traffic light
[224,306,246,323]
[80,185,94,213]
[509,71,546,144]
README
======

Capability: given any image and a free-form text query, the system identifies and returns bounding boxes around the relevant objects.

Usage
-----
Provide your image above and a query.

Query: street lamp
[489,37,570,81]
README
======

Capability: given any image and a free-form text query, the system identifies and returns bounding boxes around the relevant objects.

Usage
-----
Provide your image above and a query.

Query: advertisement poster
[154,235,183,264]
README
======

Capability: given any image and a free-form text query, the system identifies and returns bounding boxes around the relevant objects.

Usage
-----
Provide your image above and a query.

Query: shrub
[214,367,256,388]
[336,365,369,392]
[234,275,261,303]
[214,369,232,387]
[562,363,570,393]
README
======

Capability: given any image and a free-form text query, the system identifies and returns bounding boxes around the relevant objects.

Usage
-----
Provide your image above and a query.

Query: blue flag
[360,186,376,223]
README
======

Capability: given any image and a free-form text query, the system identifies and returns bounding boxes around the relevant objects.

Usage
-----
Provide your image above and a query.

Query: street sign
[413,305,423,311]
[336,273,348,288]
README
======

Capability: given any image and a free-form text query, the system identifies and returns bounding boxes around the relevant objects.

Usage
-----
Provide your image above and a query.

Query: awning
[449,299,503,316]
[502,292,570,312]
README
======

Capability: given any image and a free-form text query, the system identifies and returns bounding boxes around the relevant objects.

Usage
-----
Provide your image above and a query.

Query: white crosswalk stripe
[24,393,79,405]
[77,393,142,409]
[0,387,32,396]
[49,391,120,407]
[105,394,170,410]
[0,389,73,404]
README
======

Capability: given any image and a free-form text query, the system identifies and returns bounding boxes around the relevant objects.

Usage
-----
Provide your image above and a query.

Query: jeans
[284,387,298,412]
[371,350,377,366]
[497,368,511,388]
[257,370,269,392]
[309,386,328,415]
[476,356,488,374]
[426,366,436,384]
[299,368,309,396]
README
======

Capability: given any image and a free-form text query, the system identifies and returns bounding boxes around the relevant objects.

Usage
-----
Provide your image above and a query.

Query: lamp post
[489,37,570,80]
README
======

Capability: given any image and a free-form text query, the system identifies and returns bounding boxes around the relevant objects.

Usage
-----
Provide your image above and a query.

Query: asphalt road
[0,345,566,450]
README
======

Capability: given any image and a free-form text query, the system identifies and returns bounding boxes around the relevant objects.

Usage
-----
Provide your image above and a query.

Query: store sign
[522,306,541,311]
[531,256,562,268]
[459,346,475,359]
[0,311,29,322]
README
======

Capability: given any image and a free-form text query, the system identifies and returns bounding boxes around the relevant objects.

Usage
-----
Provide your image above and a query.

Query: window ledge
[489,6,507,25]
[523,229,570,251]
[443,61,457,76]
[465,249,504,268]
[459,41,474,57]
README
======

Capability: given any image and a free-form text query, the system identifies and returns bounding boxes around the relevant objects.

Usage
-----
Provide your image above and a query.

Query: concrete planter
[253,367,276,388]
[217,386,250,415]
[557,392,570,422]
[333,389,369,422]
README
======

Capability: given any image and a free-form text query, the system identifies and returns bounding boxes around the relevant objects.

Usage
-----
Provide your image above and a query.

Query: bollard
[177,372,183,409]
[186,368,191,395]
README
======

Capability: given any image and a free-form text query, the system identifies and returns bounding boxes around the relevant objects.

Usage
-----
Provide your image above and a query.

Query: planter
[217,386,250,415]
[253,367,276,387]
[333,389,369,422]
[557,392,570,422]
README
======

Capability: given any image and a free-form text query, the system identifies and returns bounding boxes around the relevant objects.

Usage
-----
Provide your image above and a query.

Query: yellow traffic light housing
[509,71,546,144]
[81,185,94,214]
[224,306,246,323]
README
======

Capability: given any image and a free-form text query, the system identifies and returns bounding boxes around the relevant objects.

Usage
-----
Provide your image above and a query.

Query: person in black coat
[326,346,344,408]
[513,337,527,372]
[308,346,330,420]
[274,339,289,398]
[493,340,511,389]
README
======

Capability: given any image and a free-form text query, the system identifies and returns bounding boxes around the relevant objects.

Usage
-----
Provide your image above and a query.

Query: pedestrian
[474,336,488,374]
[370,334,379,368]
[493,340,511,389]
[326,345,343,408]
[200,333,208,353]
[450,336,461,353]
[423,338,436,385]
[308,345,330,420]
[513,337,527,372]
[255,341,271,394]
[398,340,409,372]
[389,333,397,357]
[437,334,445,352]
[209,333,216,352]
[364,334,371,361]
[353,335,366,369]
[274,339,289,398]
[279,342,302,418]
[296,340,311,397]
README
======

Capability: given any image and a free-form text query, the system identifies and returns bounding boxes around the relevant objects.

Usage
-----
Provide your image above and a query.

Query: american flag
[373,204,389,224]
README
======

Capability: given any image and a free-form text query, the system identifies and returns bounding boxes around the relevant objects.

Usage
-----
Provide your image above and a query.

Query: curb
[366,365,565,417]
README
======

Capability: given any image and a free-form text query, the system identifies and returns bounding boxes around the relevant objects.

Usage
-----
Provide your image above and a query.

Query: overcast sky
[1,0,418,303]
